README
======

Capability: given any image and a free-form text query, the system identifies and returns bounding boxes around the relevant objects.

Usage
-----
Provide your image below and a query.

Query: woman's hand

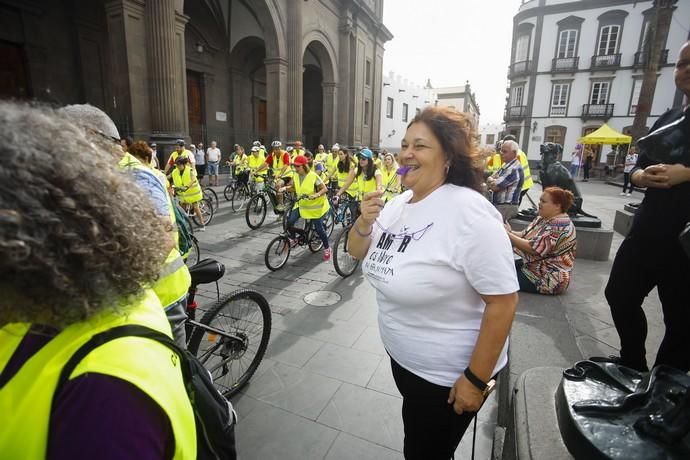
[448,375,484,415]
[360,190,385,226]
[504,222,512,233]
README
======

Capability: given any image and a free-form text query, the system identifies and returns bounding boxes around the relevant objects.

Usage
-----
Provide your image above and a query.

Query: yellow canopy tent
[577,123,632,145]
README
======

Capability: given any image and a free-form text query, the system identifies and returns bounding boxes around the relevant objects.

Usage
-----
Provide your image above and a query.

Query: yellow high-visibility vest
[293,171,330,219]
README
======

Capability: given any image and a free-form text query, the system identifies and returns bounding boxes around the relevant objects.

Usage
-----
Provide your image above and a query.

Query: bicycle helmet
[271,140,282,148]
[332,143,340,151]
[286,146,293,152]
[175,139,185,146]
[253,140,261,147]
[251,146,260,152]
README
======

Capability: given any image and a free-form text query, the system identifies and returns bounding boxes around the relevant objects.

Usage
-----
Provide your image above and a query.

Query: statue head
[540,143,563,166]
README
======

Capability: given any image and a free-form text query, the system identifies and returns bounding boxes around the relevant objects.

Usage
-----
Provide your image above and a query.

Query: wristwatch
[464,367,496,398]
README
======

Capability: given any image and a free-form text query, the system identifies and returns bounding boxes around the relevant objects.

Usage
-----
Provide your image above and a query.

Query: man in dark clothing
[604,41,690,372]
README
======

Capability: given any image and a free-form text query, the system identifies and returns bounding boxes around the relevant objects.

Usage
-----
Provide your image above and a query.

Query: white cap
[251,146,260,152]
[332,143,340,151]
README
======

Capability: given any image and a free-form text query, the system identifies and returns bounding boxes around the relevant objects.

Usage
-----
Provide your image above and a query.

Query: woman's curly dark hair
[0,102,171,327]
[408,107,483,193]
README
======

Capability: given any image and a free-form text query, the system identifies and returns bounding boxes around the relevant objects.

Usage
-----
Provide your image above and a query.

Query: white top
[194,148,205,165]
[363,184,519,387]
[571,151,582,166]
[206,147,221,163]
[624,153,638,173]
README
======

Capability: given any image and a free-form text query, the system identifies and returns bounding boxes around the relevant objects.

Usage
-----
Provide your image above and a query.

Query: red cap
[292,155,308,166]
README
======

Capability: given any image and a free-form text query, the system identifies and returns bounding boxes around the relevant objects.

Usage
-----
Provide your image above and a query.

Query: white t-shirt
[624,153,638,173]
[207,147,221,163]
[363,184,519,387]
[194,148,205,165]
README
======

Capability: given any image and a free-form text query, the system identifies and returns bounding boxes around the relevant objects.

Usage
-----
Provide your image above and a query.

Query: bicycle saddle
[188,258,225,286]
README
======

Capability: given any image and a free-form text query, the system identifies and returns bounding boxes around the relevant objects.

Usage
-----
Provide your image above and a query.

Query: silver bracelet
[353,222,373,237]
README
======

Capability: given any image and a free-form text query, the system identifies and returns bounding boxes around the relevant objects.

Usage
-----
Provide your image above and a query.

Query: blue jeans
[287,208,329,249]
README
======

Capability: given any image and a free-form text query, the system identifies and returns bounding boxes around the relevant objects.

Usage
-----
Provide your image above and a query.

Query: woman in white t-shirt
[620,146,638,196]
[348,106,519,459]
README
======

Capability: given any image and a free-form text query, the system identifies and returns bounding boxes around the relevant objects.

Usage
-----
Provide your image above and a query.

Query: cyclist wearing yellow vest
[248,145,267,190]
[0,102,196,459]
[380,151,401,202]
[337,148,382,199]
[121,141,193,345]
[164,139,195,175]
[281,155,332,261]
[325,143,341,188]
[501,135,533,203]
[314,144,328,167]
[291,140,305,161]
[172,156,206,230]
[233,146,250,187]
[258,140,293,211]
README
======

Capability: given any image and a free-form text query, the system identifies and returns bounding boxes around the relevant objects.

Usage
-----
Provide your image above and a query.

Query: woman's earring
[444,164,450,175]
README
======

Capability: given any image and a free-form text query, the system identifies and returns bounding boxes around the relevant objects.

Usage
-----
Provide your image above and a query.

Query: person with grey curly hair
[0,101,197,458]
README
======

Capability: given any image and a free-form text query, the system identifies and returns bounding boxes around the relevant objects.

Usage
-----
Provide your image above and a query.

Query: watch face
[484,379,497,397]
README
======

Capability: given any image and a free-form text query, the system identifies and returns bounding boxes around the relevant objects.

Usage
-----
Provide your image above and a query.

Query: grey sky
[382,0,519,125]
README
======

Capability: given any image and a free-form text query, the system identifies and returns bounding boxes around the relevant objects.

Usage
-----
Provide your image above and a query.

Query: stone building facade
[0,0,392,157]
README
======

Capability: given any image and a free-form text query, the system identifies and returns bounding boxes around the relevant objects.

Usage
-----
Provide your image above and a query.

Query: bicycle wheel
[308,229,323,253]
[334,226,360,277]
[223,183,235,201]
[342,203,355,227]
[192,198,214,226]
[187,289,272,399]
[264,235,291,270]
[245,194,267,229]
[203,188,219,212]
[231,186,249,212]
[281,195,296,232]
[323,210,335,238]
[184,235,201,266]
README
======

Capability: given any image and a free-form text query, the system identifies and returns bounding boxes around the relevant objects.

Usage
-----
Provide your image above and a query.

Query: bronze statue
[539,142,584,214]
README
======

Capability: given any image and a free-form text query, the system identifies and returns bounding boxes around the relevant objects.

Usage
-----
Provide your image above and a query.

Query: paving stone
[324,432,402,460]
[265,330,325,368]
[304,343,382,387]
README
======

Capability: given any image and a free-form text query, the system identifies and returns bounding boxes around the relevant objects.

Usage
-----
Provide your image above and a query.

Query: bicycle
[172,186,214,227]
[202,186,219,213]
[326,193,357,228]
[173,201,202,266]
[333,223,360,277]
[245,179,294,230]
[264,195,335,271]
[231,175,260,213]
[223,176,238,201]
[184,258,272,398]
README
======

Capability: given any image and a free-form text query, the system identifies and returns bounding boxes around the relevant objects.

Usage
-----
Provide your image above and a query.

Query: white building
[379,72,435,152]
[479,122,505,148]
[434,81,481,128]
[506,0,690,164]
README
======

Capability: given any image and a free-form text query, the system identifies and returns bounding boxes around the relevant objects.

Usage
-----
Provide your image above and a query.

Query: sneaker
[198,226,206,232]
[619,192,626,196]
[323,247,331,261]
[626,193,632,196]
[275,204,285,212]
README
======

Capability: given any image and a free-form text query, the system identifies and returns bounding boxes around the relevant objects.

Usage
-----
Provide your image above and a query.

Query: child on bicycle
[280,155,332,261]
[172,156,206,230]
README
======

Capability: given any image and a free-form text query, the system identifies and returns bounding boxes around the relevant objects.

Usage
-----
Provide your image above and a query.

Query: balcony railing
[633,49,669,68]
[581,103,614,120]
[549,106,567,117]
[509,60,532,78]
[506,105,528,121]
[590,53,622,69]
[551,56,579,72]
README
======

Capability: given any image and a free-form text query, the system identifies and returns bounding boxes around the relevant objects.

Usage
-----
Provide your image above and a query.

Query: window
[629,79,642,115]
[550,83,569,116]
[365,60,372,86]
[557,30,577,59]
[511,86,524,107]
[590,82,610,105]
[486,134,495,145]
[544,126,566,147]
[364,100,370,126]
[515,34,530,62]
[597,25,619,55]
[402,103,409,122]
[386,97,394,118]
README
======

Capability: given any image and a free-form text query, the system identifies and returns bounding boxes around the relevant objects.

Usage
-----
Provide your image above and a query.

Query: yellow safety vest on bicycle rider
[248,152,267,182]
[119,153,191,308]
[357,171,379,200]
[0,290,196,459]
[338,160,359,198]
[518,150,533,191]
[293,171,330,219]
[380,166,400,201]
[172,166,203,204]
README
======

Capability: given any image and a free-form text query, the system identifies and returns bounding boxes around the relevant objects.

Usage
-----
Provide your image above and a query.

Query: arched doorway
[303,39,337,150]
[229,37,267,146]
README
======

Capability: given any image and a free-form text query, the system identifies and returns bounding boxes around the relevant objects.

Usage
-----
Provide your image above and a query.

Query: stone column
[286,1,303,142]
[144,0,180,134]
[264,57,288,142]
[322,82,337,146]
[337,13,354,143]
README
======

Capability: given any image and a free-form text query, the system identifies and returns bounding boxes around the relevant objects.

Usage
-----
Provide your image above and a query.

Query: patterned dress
[516,215,577,294]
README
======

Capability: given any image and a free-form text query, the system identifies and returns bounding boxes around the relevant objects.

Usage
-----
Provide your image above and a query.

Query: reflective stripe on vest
[172,167,203,203]
[0,290,196,459]
[120,154,191,308]
[293,171,330,219]
[518,151,533,190]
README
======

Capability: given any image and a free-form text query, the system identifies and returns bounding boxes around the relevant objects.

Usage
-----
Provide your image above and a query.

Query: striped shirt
[491,158,524,205]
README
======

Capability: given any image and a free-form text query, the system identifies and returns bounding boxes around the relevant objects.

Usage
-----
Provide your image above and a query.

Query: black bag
[56,325,237,460]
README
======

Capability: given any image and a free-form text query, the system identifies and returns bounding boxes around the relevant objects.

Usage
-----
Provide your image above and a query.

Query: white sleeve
[453,212,519,296]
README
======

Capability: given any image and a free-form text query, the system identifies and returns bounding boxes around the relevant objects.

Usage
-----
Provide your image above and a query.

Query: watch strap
[464,367,487,392]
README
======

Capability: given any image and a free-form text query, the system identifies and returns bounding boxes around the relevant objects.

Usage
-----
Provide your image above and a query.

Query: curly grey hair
[0,102,170,327]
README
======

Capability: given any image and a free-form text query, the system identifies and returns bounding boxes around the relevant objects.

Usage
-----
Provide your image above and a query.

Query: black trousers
[605,236,690,372]
[390,358,477,460]
[622,172,633,194]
